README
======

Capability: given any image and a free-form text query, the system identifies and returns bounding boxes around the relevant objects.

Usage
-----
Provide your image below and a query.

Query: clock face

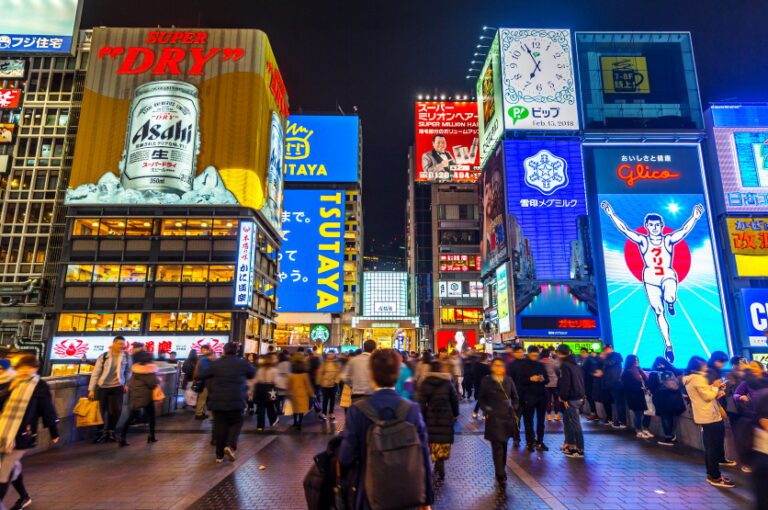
[504,35,572,100]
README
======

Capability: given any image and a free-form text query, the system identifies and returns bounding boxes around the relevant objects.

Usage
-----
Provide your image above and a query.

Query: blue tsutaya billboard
[284,115,359,183]
[277,189,346,313]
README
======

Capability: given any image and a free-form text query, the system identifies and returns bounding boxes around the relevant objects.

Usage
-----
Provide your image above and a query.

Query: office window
[119,265,148,283]
[65,264,94,283]
[156,265,182,283]
[149,312,178,332]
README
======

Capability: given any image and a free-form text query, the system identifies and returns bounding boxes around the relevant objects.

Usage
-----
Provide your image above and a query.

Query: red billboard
[436,330,478,351]
[439,254,481,272]
[415,101,480,183]
[0,89,22,109]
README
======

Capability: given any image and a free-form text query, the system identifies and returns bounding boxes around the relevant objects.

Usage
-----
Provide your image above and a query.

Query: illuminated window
[85,313,115,332]
[92,265,120,283]
[212,219,238,237]
[149,312,178,332]
[65,264,94,283]
[206,312,231,331]
[156,265,182,282]
[125,219,153,236]
[119,265,148,283]
[182,265,209,283]
[160,219,187,236]
[98,219,126,236]
[72,219,99,236]
[208,265,234,283]
[58,313,87,332]
[186,218,211,237]
[114,313,141,331]
[177,312,205,331]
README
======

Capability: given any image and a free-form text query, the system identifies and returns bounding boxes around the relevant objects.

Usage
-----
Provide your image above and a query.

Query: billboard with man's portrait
[414,101,480,183]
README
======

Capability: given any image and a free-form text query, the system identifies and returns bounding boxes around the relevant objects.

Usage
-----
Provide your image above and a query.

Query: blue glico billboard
[277,189,346,313]
[504,139,599,338]
[585,144,730,365]
[284,115,359,183]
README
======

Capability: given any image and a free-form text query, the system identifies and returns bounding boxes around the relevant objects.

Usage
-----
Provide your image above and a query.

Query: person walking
[556,345,586,458]
[0,355,59,510]
[274,350,291,415]
[317,351,342,421]
[254,354,279,431]
[450,351,463,399]
[517,346,549,452]
[541,349,561,421]
[415,351,433,388]
[472,354,491,419]
[88,336,131,443]
[463,354,475,400]
[394,351,415,400]
[622,355,653,439]
[683,356,735,488]
[287,358,315,431]
[417,360,459,481]
[647,357,686,446]
[119,350,160,446]
[343,340,376,403]
[193,345,215,420]
[339,349,433,510]
[198,343,255,463]
[506,346,526,447]
[478,358,519,486]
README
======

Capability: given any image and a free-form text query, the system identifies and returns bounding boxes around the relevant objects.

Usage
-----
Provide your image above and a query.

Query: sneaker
[224,446,236,462]
[642,430,654,439]
[636,431,646,438]
[10,497,32,510]
[657,439,675,446]
[706,477,735,488]
[472,412,478,419]
[560,444,569,452]
[215,457,224,463]
[329,415,336,421]
[554,413,561,421]
[611,423,627,429]
[564,449,584,458]
[741,466,752,474]
[256,427,264,432]
[318,413,328,421]
[719,459,737,467]
[536,443,549,452]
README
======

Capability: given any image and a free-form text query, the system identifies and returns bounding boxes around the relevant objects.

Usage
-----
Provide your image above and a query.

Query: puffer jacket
[683,371,722,424]
[417,373,459,444]
[317,359,342,388]
[127,363,160,409]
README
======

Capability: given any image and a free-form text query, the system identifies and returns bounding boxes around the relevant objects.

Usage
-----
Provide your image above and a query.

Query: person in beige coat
[682,356,735,488]
[316,352,342,421]
[287,358,315,430]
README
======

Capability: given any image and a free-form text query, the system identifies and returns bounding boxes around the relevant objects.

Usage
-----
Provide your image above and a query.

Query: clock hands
[523,43,542,79]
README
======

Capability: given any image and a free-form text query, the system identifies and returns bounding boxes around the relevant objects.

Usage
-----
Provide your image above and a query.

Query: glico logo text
[617,163,681,187]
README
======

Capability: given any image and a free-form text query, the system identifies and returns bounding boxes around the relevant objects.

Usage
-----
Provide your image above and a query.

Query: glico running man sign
[585,144,729,365]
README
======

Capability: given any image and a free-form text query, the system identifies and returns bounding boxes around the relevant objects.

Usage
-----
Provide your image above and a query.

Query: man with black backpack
[339,348,433,510]
[87,336,131,443]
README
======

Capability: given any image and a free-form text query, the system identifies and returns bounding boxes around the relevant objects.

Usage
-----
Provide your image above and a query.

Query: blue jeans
[610,388,626,425]
[563,399,584,451]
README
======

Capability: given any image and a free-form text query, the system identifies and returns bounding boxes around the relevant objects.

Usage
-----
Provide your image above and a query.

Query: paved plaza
[3,403,756,510]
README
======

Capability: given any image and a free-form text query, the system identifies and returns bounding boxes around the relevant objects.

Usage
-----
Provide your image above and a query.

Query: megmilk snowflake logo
[523,149,569,196]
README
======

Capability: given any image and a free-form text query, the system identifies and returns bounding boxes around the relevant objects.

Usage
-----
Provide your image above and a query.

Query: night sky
[82,0,768,257]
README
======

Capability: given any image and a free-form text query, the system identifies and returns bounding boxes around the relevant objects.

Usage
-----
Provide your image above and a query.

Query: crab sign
[53,339,90,358]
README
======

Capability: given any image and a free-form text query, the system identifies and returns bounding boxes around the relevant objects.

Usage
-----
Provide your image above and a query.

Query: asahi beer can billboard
[66,28,289,233]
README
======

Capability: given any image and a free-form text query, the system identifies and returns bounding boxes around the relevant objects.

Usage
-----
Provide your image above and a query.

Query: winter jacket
[515,358,549,405]
[395,364,415,400]
[181,356,197,383]
[417,373,459,444]
[88,351,131,392]
[622,366,649,411]
[317,359,342,388]
[473,361,490,388]
[0,379,59,450]
[647,371,686,417]
[198,355,256,412]
[127,363,160,409]
[288,373,315,414]
[194,354,214,380]
[343,353,374,396]
[506,358,524,392]
[477,375,519,443]
[734,374,768,416]
[541,358,558,388]
[581,356,598,398]
[602,352,624,391]
[558,358,586,402]
[683,371,722,425]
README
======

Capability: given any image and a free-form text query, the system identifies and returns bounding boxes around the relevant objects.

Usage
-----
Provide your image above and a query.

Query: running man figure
[600,201,705,363]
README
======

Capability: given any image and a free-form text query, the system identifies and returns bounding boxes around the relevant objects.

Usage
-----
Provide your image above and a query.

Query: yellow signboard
[727,217,768,277]
[600,56,650,94]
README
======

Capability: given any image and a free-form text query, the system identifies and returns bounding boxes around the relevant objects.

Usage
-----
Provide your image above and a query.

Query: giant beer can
[120,80,200,195]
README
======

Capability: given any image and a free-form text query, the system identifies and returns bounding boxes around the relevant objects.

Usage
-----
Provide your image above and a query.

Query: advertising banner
[0,123,15,144]
[575,32,703,130]
[439,254,481,273]
[587,144,728,364]
[727,217,768,277]
[505,139,599,337]
[0,59,24,78]
[481,145,507,276]
[284,115,359,183]
[710,104,768,213]
[438,280,483,299]
[0,89,21,109]
[499,29,579,132]
[742,289,768,348]
[522,340,603,353]
[476,32,503,168]
[277,189,346,313]
[0,0,82,54]
[66,28,289,230]
[414,101,480,183]
[436,330,478,351]
[234,221,257,307]
[496,263,512,334]
[50,334,229,361]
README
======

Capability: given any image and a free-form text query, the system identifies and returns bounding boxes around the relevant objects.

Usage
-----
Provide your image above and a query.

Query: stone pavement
[2,401,758,510]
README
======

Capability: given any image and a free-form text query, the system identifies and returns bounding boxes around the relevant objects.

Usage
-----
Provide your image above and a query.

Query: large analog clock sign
[499,29,579,131]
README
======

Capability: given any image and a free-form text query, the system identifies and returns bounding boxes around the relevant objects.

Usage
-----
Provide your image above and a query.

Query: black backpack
[355,399,427,510]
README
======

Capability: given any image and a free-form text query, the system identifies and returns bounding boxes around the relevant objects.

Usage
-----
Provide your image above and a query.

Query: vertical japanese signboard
[234,221,256,307]
[476,32,503,168]
[496,263,512,334]
[586,144,729,364]
[414,101,480,183]
[505,139,598,337]
[481,145,507,275]
[277,190,346,313]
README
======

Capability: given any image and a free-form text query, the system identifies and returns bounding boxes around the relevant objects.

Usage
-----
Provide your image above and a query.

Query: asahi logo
[131,119,194,145]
